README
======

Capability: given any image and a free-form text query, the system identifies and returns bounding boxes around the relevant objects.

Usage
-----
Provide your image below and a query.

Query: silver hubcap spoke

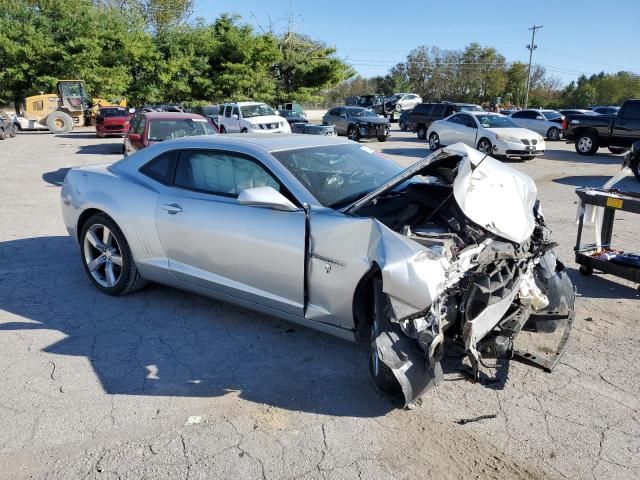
[83,224,123,288]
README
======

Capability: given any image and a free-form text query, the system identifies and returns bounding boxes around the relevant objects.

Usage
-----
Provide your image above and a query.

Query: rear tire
[8,125,16,138]
[0,127,5,140]
[46,111,74,134]
[377,135,388,142]
[80,213,146,296]
[417,124,427,140]
[575,132,599,156]
[399,120,407,131]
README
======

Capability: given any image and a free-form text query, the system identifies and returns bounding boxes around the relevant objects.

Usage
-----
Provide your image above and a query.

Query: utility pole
[524,25,542,109]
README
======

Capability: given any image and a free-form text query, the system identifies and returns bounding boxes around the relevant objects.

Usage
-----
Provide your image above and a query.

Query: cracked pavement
[0,128,639,479]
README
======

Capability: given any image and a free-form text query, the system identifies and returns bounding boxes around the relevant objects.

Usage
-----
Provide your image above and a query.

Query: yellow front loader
[23,80,92,133]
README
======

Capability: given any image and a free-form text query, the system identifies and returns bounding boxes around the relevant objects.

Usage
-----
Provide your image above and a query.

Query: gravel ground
[0,127,639,480]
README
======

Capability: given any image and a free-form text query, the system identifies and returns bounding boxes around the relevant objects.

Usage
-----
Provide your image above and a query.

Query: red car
[123,112,218,156]
[96,107,130,138]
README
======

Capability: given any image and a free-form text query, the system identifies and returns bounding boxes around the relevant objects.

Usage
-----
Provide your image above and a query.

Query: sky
[192,0,639,86]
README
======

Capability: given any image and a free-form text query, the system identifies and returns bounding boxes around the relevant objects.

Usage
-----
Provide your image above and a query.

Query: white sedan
[427,112,546,160]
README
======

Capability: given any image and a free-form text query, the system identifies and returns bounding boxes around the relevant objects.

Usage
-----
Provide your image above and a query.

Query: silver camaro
[61,135,575,406]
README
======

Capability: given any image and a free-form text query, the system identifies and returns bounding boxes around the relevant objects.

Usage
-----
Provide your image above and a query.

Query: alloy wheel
[83,224,123,288]
[578,137,592,153]
[478,140,491,154]
[429,133,439,150]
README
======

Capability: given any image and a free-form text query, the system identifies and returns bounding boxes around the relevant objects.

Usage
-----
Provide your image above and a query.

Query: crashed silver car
[60,135,574,406]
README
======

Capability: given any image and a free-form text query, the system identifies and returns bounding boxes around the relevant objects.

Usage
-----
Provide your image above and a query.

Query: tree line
[0,0,354,109]
[323,43,640,109]
[1,2,637,111]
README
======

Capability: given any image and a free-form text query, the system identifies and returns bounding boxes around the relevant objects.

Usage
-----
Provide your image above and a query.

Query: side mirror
[231,114,239,120]
[237,186,298,212]
[536,115,544,120]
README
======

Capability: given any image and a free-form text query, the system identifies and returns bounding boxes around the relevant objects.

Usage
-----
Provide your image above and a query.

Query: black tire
[477,137,493,154]
[0,127,5,140]
[399,120,407,131]
[608,146,627,155]
[347,125,360,142]
[521,155,535,160]
[80,213,147,296]
[8,125,16,137]
[13,122,22,131]
[377,135,388,142]
[575,132,599,156]
[369,277,401,395]
[46,111,74,134]
[547,127,560,141]
[579,265,593,276]
[219,125,227,134]
[417,124,427,140]
[241,128,248,133]
[428,132,440,150]
[631,155,640,182]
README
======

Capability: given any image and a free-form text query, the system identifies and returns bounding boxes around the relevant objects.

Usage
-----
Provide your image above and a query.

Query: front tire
[428,132,440,150]
[80,213,146,296]
[369,277,401,395]
[8,125,16,138]
[399,120,407,131]
[377,135,388,142]
[608,146,627,154]
[477,138,493,154]
[0,128,5,140]
[417,124,427,140]
[46,111,74,134]
[575,132,599,156]
[219,125,227,134]
[347,126,360,142]
[547,127,560,141]
[631,155,640,182]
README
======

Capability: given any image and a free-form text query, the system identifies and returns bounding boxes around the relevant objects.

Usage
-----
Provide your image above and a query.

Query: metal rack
[575,187,640,284]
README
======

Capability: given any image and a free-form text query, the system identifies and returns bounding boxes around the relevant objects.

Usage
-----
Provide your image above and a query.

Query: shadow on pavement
[544,147,623,165]
[42,168,71,186]
[0,235,394,418]
[75,143,124,155]
[565,267,640,300]
[381,147,430,158]
[553,174,638,191]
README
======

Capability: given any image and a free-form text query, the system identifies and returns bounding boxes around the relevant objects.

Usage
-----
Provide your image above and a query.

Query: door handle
[162,203,183,214]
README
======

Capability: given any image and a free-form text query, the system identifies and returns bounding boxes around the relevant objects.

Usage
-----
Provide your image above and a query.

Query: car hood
[485,127,542,138]
[245,115,285,125]
[352,116,388,124]
[344,143,537,244]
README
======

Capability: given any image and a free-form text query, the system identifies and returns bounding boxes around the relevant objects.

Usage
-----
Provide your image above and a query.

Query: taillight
[562,118,568,130]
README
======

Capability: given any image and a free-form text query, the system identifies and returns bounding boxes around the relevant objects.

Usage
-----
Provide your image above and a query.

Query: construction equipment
[23,80,92,133]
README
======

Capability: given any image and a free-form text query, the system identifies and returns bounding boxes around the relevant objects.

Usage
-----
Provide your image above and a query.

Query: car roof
[141,112,206,120]
[223,101,266,106]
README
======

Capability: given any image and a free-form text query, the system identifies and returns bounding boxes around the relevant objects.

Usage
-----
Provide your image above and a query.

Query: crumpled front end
[356,144,575,406]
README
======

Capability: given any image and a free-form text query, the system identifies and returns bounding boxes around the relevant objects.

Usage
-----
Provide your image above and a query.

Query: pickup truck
[564,99,640,155]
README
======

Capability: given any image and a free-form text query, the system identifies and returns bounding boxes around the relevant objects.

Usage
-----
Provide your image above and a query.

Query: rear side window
[140,151,177,185]
[621,103,640,119]
[174,150,280,197]
[431,105,446,117]
[224,106,232,118]
[414,104,432,115]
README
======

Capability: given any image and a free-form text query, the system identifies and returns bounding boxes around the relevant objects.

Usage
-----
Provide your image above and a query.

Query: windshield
[100,108,128,118]
[458,105,483,112]
[147,119,216,142]
[272,144,402,208]
[542,110,562,120]
[240,104,275,118]
[475,114,518,128]
[348,108,378,118]
[279,110,299,118]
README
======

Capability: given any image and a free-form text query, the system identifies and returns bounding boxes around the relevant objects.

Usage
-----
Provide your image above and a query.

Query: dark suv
[409,102,483,139]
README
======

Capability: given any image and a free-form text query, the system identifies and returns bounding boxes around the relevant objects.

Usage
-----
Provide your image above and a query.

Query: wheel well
[352,264,381,344]
[477,136,491,146]
[574,127,598,139]
[76,208,106,242]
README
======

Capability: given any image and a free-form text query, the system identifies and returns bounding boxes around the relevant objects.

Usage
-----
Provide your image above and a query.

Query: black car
[0,111,16,140]
[408,102,483,139]
[322,106,389,142]
[589,106,620,115]
[192,105,220,126]
[278,109,308,125]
